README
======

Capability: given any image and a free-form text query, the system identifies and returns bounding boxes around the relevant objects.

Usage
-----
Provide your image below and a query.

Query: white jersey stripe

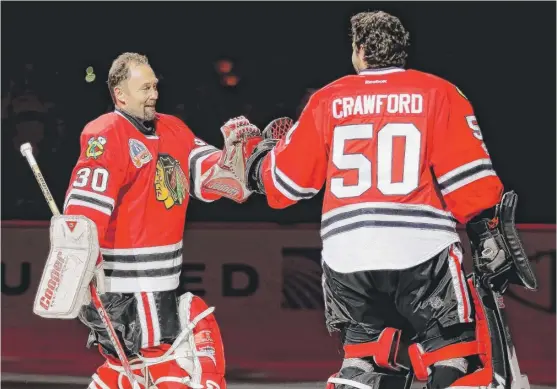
[437,159,492,184]
[270,150,299,201]
[321,212,456,237]
[107,275,180,293]
[271,150,319,200]
[189,145,218,161]
[189,145,219,203]
[441,170,497,195]
[275,167,319,195]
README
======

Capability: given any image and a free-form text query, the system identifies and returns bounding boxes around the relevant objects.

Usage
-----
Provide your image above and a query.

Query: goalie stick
[20,142,141,389]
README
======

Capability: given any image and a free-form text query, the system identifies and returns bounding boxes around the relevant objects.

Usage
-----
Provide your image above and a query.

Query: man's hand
[200,116,262,203]
[466,191,538,293]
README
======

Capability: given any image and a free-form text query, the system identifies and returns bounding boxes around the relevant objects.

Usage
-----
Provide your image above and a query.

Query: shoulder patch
[86,136,106,159]
[129,138,153,168]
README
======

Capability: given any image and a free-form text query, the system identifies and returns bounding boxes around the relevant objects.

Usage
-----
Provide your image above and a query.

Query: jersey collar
[114,108,157,136]
[359,67,406,75]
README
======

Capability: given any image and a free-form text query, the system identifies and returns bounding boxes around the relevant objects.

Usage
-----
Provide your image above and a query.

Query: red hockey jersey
[64,110,221,292]
[260,67,503,272]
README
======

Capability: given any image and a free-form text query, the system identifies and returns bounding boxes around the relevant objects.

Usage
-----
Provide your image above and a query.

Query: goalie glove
[466,191,538,294]
[245,117,295,194]
[33,215,105,319]
[200,116,262,203]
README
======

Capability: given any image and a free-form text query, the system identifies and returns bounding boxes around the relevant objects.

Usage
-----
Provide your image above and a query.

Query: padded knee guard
[177,292,226,389]
[91,293,226,389]
[89,355,146,389]
[408,278,496,388]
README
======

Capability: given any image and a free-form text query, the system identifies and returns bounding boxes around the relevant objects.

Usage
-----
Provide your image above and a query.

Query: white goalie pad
[123,293,217,389]
[174,292,216,385]
[33,215,100,319]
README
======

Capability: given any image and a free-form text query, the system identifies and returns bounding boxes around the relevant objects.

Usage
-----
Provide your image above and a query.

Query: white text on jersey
[332,93,423,119]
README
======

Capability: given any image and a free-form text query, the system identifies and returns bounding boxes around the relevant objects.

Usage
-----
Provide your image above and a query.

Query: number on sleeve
[73,168,91,188]
[466,115,483,140]
[72,167,109,192]
[466,115,490,155]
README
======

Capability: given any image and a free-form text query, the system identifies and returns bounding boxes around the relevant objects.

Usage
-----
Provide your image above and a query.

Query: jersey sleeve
[63,122,129,241]
[260,94,328,209]
[185,127,223,203]
[430,84,504,224]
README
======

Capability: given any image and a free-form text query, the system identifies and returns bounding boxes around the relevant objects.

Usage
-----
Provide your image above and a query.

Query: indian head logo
[154,154,189,209]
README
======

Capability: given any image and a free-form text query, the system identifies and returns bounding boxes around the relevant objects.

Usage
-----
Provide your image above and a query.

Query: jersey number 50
[331,123,421,198]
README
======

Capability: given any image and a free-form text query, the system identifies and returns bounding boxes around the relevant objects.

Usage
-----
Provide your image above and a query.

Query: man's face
[117,63,159,120]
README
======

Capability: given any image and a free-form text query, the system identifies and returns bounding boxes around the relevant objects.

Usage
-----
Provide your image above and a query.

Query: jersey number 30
[72,167,109,192]
[331,123,421,198]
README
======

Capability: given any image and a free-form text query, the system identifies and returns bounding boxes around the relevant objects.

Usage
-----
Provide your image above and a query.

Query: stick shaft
[21,148,60,216]
[20,143,141,389]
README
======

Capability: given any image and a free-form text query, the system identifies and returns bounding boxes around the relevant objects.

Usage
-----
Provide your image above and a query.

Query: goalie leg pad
[408,278,495,388]
[326,328,412,389]
[326,372,411,389]
[326,360,412,389]
[132,293,226,388]
[176,292,226,389]
[34,215,100,319]
[344,327,405,371]
[102,345,202,389]
[89,355,146,389]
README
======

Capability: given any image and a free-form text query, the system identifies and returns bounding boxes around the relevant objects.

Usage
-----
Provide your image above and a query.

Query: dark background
[2,1,555,224]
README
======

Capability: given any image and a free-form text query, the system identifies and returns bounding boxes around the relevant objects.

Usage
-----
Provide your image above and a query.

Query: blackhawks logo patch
[154,154,189,209]
[86,136,106,159]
